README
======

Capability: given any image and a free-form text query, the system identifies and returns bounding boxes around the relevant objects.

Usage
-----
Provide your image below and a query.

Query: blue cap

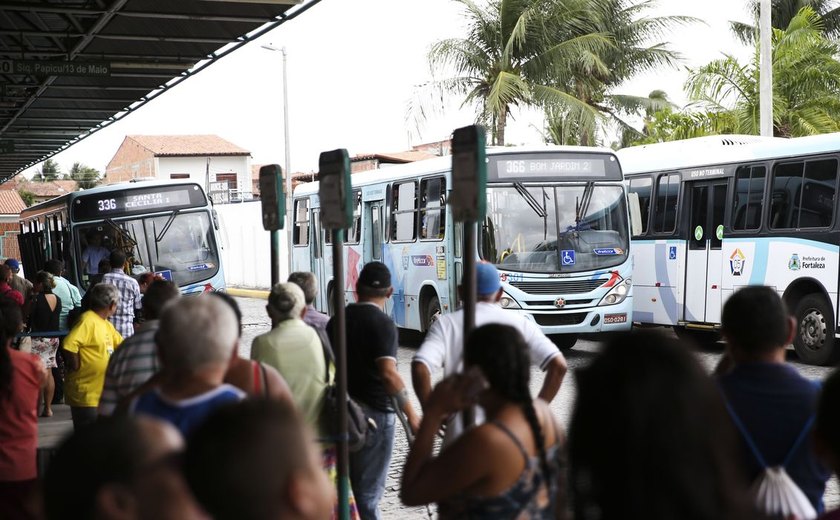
[4,258,19,271]
[476,263,501,296]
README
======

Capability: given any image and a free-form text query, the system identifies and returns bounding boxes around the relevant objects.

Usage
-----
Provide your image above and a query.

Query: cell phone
[462,366,489,400]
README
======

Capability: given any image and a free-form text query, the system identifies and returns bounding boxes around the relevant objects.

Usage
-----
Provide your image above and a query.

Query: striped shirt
[102,270,142,338]
[98,320,160,416]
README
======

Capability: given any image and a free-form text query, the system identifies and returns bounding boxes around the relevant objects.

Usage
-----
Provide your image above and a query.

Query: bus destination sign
[73,185,205,221]
[489,153,621,181]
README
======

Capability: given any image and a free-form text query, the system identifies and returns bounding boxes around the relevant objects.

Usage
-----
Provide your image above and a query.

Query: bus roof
[617,132,840,175]
[293,144,619,197]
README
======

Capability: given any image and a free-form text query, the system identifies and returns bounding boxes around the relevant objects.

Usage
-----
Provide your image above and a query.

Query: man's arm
[411,361,433,412]
[377,357,420,433]
[537,354,567,402]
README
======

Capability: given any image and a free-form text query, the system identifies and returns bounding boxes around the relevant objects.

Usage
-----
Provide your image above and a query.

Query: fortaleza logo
[789,253,826,270]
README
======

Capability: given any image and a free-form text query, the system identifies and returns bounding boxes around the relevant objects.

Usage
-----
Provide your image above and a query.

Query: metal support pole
[331,229,350,520]
[282,47,293,278]
[270,230,280,287]
[759,0,773,137]
[461,222,477,428]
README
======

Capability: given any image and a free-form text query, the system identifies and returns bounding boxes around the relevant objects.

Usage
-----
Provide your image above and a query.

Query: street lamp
[261,43,293,278]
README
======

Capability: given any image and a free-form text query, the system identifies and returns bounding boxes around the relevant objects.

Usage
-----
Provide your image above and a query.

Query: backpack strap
[317,328,334,385]
[723,401,769,468]
[783,414,816,467]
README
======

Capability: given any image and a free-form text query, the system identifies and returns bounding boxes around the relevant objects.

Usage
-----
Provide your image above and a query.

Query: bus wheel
[550,334,578,351]
[793,294,837,365]
[423,296,441,332]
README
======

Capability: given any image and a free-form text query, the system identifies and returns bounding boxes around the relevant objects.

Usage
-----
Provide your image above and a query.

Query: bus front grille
[533,313,588,326]
[510,279,605,295]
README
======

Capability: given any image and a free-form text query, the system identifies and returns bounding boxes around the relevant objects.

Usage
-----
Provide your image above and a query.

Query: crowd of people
[1,257,840,520]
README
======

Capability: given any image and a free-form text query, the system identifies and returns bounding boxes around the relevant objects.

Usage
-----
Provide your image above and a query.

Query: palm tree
[731,0,840,43]
[544,0,691,145]
[410,0,612,145]
[687,7,840,137]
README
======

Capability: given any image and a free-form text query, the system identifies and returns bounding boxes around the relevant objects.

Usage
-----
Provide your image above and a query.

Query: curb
[226,287,269,299]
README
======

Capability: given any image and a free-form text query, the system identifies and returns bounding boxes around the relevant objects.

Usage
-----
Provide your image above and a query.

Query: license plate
[604,313,627,324]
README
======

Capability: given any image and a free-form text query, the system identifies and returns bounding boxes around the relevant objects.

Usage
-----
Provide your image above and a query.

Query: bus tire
[423,295,441,333]
[793,294,837,366]
[550,334,578,351]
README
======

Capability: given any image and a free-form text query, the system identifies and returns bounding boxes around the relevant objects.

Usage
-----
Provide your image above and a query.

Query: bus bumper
[517,297,634,336]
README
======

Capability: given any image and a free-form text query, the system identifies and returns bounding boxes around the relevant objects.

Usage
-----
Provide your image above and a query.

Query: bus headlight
[598,278,631,306]
[500,293,521,309]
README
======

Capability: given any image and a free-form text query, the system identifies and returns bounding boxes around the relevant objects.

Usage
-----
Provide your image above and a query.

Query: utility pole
[759,0,773,137]
[262,43,294,278]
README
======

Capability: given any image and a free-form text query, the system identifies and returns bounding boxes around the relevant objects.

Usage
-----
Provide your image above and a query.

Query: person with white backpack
[718,286,831,518]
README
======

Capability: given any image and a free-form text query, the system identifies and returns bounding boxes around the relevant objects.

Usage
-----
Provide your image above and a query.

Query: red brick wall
[0,223,20,260]
[105,137,155,183]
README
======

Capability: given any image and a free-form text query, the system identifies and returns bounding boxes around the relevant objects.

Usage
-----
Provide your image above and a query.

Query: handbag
[317,330,373,452]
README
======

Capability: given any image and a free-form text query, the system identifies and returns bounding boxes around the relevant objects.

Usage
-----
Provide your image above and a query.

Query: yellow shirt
[63,310,123,407]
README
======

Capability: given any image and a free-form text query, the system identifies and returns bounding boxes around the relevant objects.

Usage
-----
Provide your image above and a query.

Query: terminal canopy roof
[0,0,311,182]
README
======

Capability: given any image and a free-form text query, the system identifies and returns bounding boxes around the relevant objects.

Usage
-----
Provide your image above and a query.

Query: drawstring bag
[725,402,817,520]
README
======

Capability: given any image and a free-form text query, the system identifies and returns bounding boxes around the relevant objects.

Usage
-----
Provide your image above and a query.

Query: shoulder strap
[316,328,333,384]
[252,360,262,396]
[490,420,530,463]
[783,414,816,467]
[259,362,269,398]
[723,401,768,468]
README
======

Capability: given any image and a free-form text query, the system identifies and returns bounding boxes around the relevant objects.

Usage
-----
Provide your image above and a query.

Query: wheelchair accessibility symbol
[561,250,576,266]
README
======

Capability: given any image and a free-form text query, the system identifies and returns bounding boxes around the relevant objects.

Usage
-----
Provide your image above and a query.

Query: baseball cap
[4,258,19,272]
[358,261,391,289]
[476,262,502,296]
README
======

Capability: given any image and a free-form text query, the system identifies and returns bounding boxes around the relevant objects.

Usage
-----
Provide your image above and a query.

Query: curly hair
[464,324,550,480]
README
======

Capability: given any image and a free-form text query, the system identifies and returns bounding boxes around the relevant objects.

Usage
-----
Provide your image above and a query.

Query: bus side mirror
[628,192,643,236]
[259,164,285,231]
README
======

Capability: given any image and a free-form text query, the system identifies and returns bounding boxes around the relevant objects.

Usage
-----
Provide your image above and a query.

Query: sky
[28,0,756,178]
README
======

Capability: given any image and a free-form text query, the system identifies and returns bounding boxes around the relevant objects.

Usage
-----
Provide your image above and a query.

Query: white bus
[291,146,633,349]
[618,133,840,364]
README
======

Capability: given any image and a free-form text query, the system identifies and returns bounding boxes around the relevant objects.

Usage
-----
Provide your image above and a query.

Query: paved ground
[36,296,838,518]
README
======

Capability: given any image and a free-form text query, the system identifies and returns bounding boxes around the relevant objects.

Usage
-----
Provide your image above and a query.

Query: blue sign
[561,250,576,266]
[155,270,173,281]
[593,248,624,256]
[187,263,211,272]
[669,246,677,260]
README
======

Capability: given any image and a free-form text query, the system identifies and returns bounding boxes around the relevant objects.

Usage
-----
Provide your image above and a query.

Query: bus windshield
[481,184,629,273]
[76,210,220,288]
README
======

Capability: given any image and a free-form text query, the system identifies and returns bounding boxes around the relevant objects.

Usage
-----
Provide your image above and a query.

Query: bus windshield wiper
[575,182,595,231]
[154,210,180,243]
[513,182,546,218]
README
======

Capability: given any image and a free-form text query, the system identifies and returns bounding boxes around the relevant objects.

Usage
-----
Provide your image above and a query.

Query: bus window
[347,191,362,244]
[732,165,766,231]
[653,174,679,233]
[801,159,837,228]
[627,177,652,235]
[371,204,382,260]
[294,199,309,246]
[420,177,446,240]
[312,210,322,259]
[392,182,417,242]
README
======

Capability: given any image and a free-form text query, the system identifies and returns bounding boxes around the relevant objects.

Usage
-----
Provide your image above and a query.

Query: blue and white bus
[18,180,225,295]
[292,146,633,350]
[618,133,840,364]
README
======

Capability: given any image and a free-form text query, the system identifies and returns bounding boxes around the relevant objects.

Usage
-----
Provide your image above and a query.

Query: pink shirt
[0,349,43,481]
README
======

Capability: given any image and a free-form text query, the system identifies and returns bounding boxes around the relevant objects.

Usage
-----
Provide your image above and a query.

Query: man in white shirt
[412,262,567,446]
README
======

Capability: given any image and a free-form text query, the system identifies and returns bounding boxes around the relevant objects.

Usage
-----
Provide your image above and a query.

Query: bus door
[311,207,332,313]
[684,180,728,323]
[362,200,384,265]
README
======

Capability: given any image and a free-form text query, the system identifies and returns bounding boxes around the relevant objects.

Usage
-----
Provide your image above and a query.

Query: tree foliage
[731,0,840,43]
[18,190,35,207]
[69,162,101,190]
[687,7,840,137]
[411,0,689,146]
[37,159,60,182]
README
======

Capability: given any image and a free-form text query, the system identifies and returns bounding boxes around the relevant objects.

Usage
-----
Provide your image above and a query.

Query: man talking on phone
[412,262,567,447]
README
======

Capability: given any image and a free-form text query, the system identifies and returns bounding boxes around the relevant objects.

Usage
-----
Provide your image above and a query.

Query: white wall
[215,201,290,289]
[158,155,252,198]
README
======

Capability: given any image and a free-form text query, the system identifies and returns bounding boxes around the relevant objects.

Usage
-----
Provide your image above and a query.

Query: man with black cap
[326,261,419,520]
[412,262,567,447]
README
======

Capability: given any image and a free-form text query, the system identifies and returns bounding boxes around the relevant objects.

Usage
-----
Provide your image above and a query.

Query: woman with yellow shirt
[62,283,123,429]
